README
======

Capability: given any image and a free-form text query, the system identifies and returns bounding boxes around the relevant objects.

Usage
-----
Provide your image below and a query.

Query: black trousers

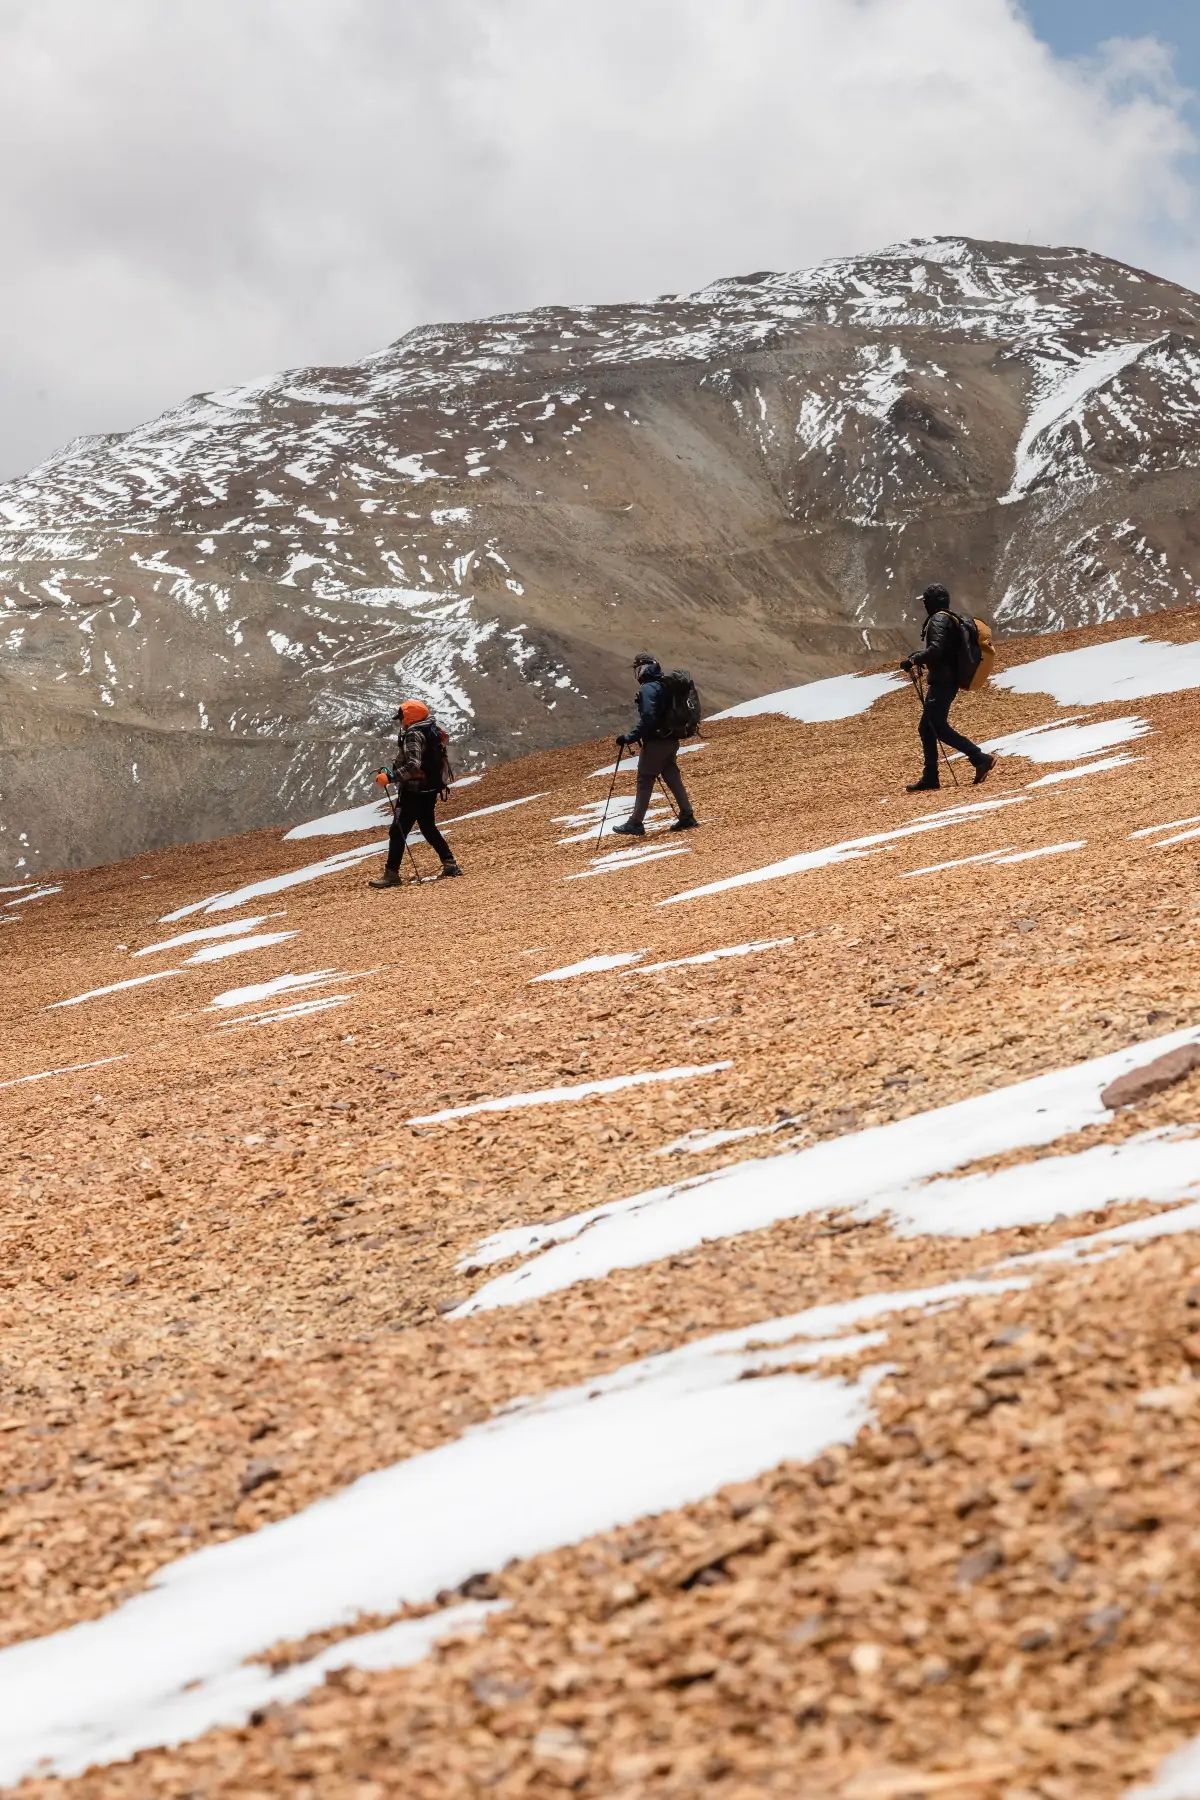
[628,737,694,825]
[919,684,984,779]
[386,790,453,872]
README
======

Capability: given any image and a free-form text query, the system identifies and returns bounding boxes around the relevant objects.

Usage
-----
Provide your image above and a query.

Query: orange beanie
[398,700,430,728]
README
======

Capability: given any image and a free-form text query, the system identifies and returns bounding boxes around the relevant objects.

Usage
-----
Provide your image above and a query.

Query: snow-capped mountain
[5,234,1200,873]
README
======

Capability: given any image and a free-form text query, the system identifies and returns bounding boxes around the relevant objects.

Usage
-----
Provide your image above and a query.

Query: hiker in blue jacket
[611,654,699,837]
[900,586,995,792]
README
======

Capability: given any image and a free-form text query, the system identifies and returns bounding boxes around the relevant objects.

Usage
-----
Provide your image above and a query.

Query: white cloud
[0,0,1195,476]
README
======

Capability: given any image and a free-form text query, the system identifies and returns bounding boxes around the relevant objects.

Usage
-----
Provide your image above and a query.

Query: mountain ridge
[6,234,1200,873]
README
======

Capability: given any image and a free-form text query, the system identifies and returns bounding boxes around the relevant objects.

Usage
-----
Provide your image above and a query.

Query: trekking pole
[598,743,624,841]
[656,775,679,820]
[375,769,398,819]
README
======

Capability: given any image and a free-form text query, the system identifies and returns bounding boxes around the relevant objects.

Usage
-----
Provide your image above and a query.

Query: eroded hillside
[4,616,1200,1796]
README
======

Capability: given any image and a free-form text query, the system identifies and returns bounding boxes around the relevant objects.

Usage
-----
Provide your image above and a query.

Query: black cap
[922,583,951,613]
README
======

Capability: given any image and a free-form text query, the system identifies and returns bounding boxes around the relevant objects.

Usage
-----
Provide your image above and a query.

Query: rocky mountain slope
[5,617,1200,1795]
[6,235,1200,874]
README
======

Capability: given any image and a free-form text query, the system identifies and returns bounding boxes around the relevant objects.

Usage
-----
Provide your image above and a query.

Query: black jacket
[912,610,959,689]
[628,676,673,743]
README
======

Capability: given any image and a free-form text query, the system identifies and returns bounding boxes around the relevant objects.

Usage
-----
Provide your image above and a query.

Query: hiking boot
[669,814,699,832]
[438,861,463,878]
[905,777,940,793]
[368,869,401,889]
[611,819,646,837]
[973,753,996,786]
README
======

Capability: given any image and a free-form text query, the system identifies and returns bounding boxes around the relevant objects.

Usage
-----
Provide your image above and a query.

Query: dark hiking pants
[627,737,694,827]
[919,684,984,782]
[386,790,453,872]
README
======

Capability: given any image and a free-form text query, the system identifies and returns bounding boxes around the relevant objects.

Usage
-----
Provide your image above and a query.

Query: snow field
[451,1024,1200,1311]
[284,799,392,840]
[554,794,674,844]
[1001,341,1154,503]
[2,884,63,910]
[904,840,1086,876]
[7,1270,1039,1785]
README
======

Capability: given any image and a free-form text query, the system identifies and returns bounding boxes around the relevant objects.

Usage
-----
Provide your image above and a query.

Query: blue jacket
[628,675,671,743]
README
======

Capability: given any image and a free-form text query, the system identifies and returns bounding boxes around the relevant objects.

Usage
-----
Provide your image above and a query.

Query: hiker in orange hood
[369,701,462,888]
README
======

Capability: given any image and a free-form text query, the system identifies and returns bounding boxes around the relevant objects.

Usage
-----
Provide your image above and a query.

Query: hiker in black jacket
[611,654,699,837]
[900,586,995,792]
[369,700,462,888]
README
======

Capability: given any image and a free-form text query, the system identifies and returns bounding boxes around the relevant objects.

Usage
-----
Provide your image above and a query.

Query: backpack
[398,720,455,795]
[658,669,702,739]
[952,614,995,693]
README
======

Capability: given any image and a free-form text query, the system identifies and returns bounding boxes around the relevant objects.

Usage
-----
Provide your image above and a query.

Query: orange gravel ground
[6,610,1200,1797]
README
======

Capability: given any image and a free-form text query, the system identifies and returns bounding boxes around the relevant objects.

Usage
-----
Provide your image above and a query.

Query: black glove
[616,733,635,748]
[899,657,914,674]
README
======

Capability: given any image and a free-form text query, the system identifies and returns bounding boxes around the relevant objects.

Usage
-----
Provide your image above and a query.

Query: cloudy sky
[1,0,1198,479]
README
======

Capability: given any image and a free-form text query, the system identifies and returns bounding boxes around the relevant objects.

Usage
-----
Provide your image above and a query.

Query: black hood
[635,656,662,682]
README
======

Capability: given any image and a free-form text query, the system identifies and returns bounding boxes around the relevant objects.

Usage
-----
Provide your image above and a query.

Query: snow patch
[531,952,648,982]
[982,716,1150,762]
[47,969,182,1010]
[161,841,387,918]
[568,846,691,879]
[707,671,904,724]
[0,1304,884,1786]
[994,636,1200,706]
[1025,755,1140,788]
[626,937,795,976]
[183,931,299,965]
[207,970,344,1010]
[408,1062,732,1126]
[660,797,1027,905]
[1003,340,1153,502]
[134,917,274,957]
[0,1056,128,1092]
[284,800,392,840]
